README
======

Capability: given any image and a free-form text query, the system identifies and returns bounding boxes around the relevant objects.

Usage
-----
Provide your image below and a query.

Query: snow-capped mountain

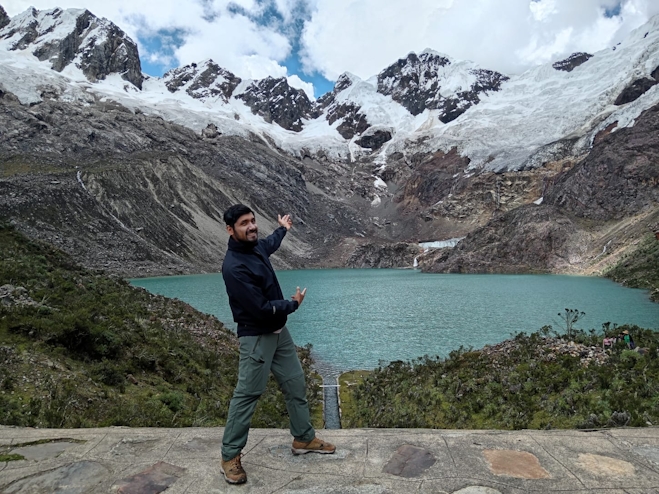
[162,60,241,103]
[1,4,659,174]
[376,50,509,122]
[0,5,142,88]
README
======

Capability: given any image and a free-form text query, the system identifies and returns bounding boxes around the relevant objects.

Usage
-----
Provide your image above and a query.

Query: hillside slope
[0,224,322,427]
[423,102,659,280]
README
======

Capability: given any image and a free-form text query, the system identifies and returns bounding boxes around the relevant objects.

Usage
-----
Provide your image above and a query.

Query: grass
[338,370,371,428]
[341,327,659,430]
[0,454,24,462]
[606,233,659,302]
[0,223,323,428]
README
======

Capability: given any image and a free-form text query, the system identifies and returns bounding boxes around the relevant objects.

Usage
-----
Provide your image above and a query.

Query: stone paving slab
[1,427,659,493]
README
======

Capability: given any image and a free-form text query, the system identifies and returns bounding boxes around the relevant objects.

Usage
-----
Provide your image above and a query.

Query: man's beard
[241,230,258,246]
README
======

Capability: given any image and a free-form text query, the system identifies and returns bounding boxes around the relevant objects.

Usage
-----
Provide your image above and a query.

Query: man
[220,204,336,485]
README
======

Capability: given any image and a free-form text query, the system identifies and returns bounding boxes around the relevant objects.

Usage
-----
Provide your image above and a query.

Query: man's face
[227,213,258,244]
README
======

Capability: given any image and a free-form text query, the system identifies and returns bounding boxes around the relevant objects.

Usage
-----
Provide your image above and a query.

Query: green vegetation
[341,325,659,430]
[606,233,659,302]
[0,454,25,462]
[338,370,370,428]
[0,223,322,428]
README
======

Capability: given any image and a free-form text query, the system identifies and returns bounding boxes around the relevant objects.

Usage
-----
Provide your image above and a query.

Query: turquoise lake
[131,269,659,376]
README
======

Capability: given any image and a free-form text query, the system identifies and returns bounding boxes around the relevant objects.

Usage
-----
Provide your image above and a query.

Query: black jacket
[222,226,298,337]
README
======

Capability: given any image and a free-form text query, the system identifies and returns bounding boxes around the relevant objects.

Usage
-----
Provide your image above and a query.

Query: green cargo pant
[222,326,315,461]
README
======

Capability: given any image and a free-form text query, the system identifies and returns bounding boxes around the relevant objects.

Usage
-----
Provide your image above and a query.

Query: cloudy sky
[3,0,659,98]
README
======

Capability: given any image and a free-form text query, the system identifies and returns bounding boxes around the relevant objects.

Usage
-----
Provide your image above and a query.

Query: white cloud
[3,0,659,93]
[300,0,659,79]
[286,74,315,99]
[3,0,310,90]
[173,12,291,74]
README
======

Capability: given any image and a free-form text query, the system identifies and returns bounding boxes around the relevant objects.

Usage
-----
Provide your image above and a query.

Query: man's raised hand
[278,214,293,230]
[292,286,307,306]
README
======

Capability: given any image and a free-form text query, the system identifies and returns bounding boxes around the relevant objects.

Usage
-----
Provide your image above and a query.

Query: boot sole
[291,448,336,455]
[222,470,247,484]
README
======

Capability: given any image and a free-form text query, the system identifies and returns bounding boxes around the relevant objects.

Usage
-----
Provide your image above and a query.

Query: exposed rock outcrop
[546,104,659,220]
[325,102,369,140]
[400,148,471,208]
[377,51,509,122]
[0,5,9,30]
[315,73,355,110]
[0,284,42,308]
[422,204,586,273]
[355,130,391,150]
[0,91,369,276]
[346,242,420,268]
[425,102,659,274]
[614,77,657,105]
[0,7,143,88]
[552,52,593,72]
[236,77,317,132]
[163,60,242,102]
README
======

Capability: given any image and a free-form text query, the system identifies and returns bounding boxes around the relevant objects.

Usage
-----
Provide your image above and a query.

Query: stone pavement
[1,426,659,493]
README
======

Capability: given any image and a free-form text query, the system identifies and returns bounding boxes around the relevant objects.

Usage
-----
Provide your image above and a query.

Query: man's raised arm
[262,214,293,256]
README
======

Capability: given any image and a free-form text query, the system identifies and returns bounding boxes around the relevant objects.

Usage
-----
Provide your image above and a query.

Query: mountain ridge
[2,5,658,174]
[0,3,658,291]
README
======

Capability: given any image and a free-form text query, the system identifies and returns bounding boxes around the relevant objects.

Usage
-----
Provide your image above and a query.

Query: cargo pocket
[249,335,265,363]
[237,335,268,395]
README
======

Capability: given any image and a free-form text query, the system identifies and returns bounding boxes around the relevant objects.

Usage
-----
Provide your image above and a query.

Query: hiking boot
[291,436,336,455]
[221,454,246,484]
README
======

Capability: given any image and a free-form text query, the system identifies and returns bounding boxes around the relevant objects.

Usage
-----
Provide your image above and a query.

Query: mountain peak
[235,76,318,132]
[377,50,509,121]
[163,59,241,101]
[0,5,10,30]
[0,6,143,89]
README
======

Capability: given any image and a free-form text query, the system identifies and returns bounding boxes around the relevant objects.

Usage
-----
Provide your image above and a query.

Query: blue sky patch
[604,2,622,18]
[139,28,187,77]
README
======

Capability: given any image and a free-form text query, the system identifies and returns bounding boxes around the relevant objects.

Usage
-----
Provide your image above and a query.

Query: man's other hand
[292,286,307,306]
[278,214,293,230]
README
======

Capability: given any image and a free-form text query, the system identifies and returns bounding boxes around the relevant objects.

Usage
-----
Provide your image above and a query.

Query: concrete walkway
[1,426,659,493]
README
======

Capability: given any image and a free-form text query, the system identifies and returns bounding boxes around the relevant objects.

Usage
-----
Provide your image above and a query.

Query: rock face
[0,7,143,88]
[163,60,242,102]
[325,103,370,140]
[377,51,509,122]
[546,103,659,220]
[315,73,355,110]
[552,52,593,72]
[0,5,9,30]
[614,77,658,105]
[346,242,420,268]
[236,77,317,132]
[400,148,471,208]
[355,130,392,150]
[0,91,370,276]
[423,204,586,273]
[425,102,659,274]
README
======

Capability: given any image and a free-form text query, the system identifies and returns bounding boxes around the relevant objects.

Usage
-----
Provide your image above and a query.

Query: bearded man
[220,204,335,485]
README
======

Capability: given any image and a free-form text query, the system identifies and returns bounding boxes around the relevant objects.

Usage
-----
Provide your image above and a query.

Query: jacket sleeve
[224,263,298,322]
[261,226,287,256]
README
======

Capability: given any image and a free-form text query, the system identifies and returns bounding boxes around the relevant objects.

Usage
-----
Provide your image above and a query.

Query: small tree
[558,308,585,339]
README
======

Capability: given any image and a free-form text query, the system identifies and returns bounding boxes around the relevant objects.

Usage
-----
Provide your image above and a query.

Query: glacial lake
[131,269,659,376]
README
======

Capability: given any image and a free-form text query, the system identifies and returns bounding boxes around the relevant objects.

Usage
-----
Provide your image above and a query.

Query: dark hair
[223,204,254,227]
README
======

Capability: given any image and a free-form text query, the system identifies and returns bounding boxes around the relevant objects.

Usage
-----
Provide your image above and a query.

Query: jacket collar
[228,236,258,253]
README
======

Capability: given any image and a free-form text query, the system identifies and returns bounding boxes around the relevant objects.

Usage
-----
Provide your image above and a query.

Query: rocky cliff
[0,89,376,276]
[377,51,509,123]
[163,60,242,102]
[423,102,659,275]
[0,7,143,88]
